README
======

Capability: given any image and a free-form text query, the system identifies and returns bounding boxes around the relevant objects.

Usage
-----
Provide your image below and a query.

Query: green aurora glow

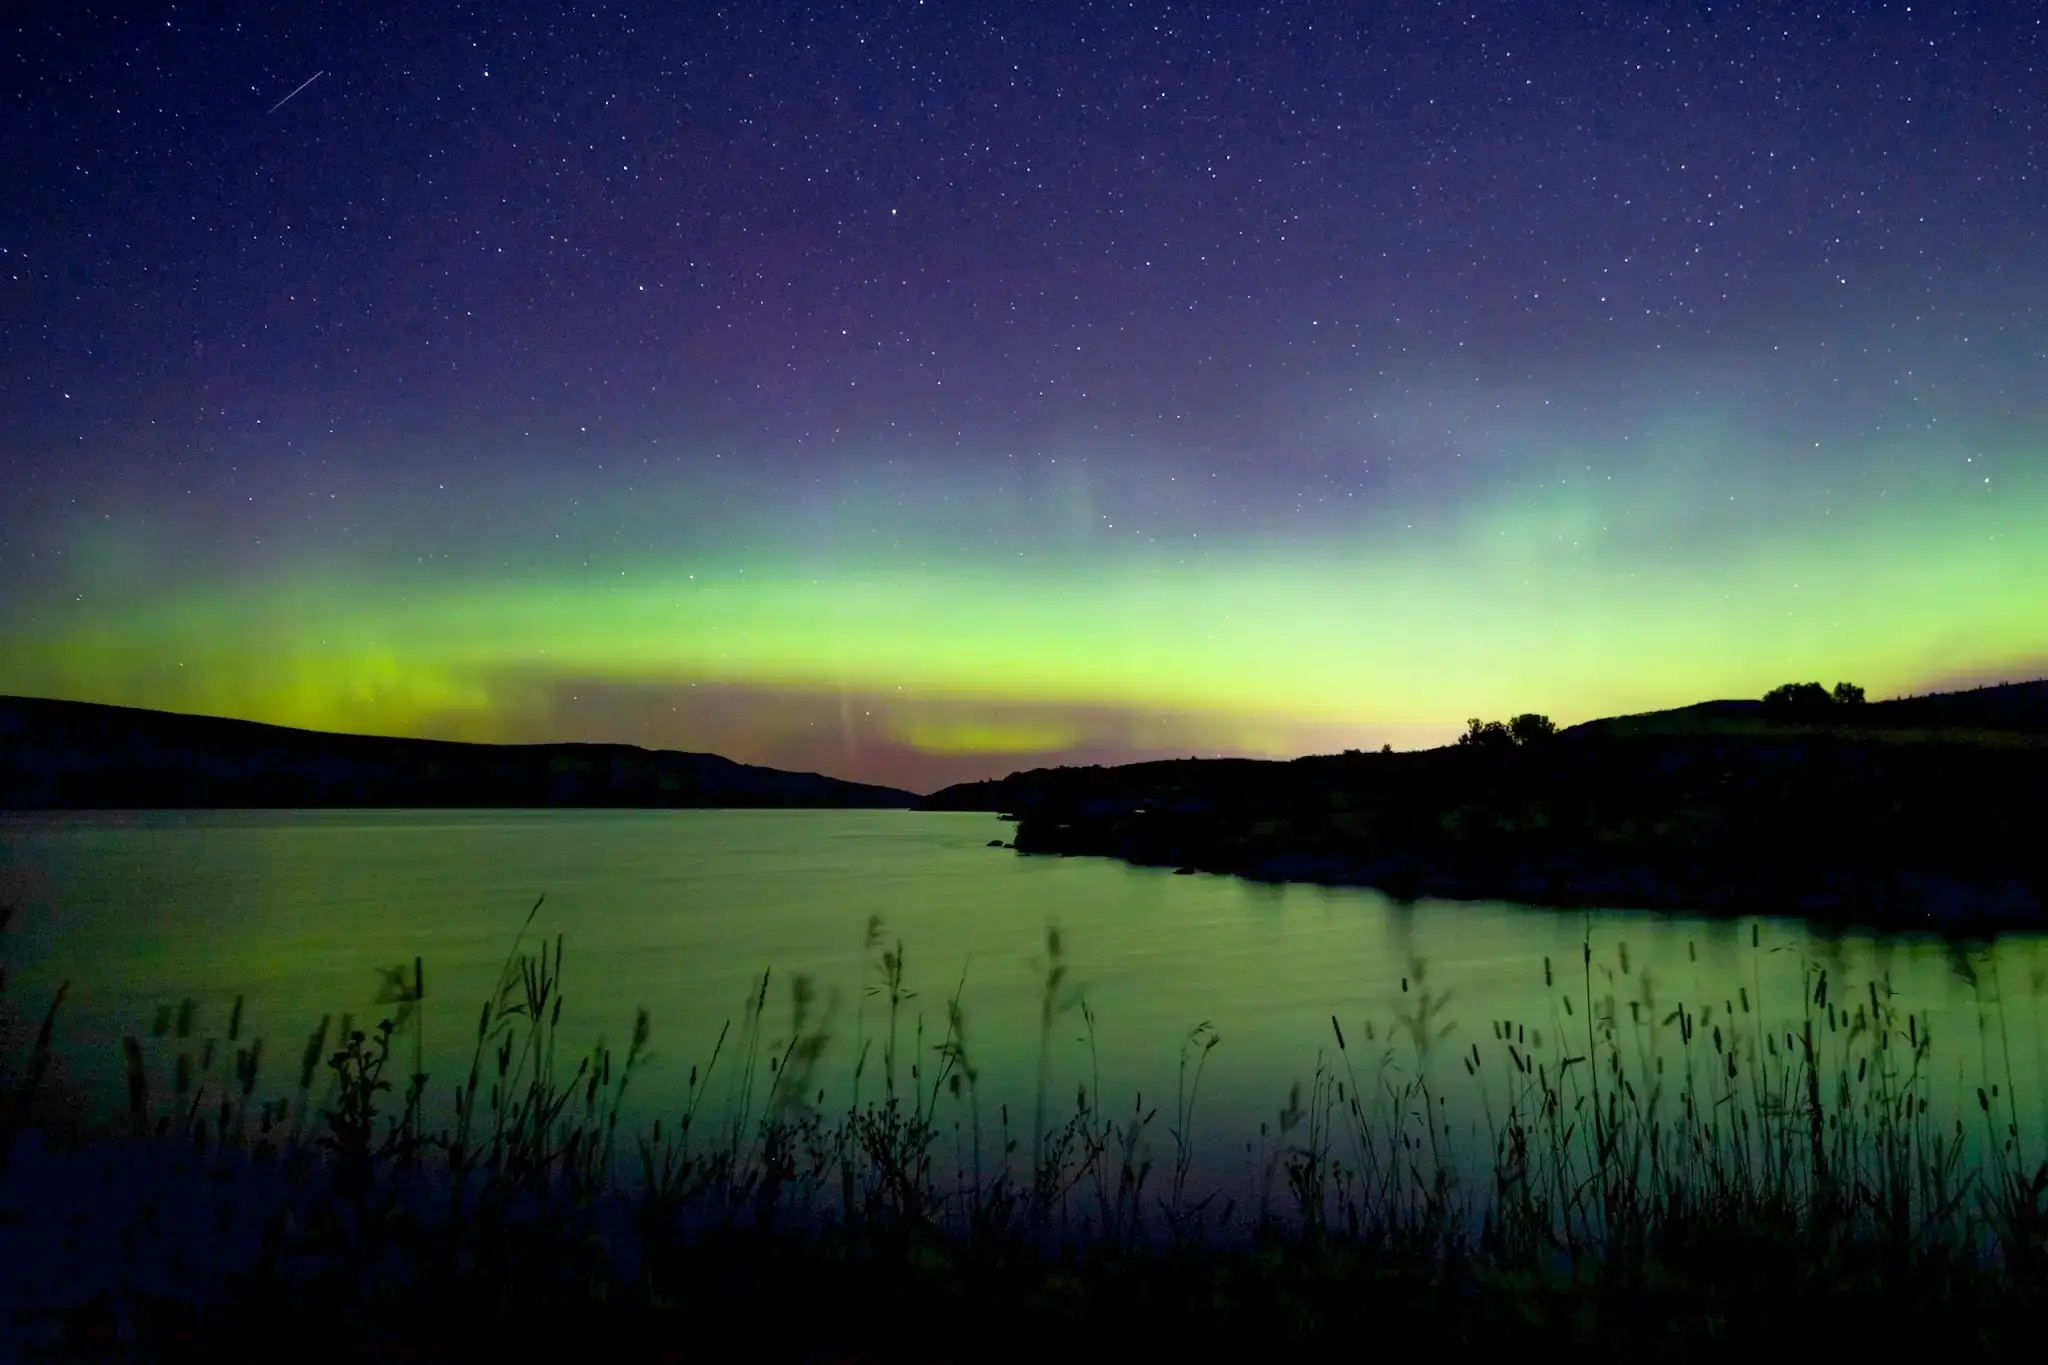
[6,423,2041,790]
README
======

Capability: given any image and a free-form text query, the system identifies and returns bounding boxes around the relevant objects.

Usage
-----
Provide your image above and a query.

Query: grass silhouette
[4,897,2048,1359]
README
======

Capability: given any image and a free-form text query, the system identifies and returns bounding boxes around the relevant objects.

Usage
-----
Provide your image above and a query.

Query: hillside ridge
[0,694,919,809]
[916,679,2048,931]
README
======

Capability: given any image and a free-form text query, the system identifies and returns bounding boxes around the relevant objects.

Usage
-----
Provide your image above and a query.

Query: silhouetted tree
[1764,680,1868,714]
[1459,715,1555,749]
[1458,718,1515,750]
[1763,681,1832,710]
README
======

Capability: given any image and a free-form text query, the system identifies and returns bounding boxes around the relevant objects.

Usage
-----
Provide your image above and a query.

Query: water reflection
[3,810,2044,1191]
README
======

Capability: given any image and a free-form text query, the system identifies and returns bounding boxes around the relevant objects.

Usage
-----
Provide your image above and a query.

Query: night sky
[4,2,2045,791]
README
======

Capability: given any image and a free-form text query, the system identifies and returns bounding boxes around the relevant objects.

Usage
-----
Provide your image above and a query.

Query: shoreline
[944,722,2048,935]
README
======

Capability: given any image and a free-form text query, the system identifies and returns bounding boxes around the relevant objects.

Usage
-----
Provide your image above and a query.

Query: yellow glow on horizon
[4,467,2044,766]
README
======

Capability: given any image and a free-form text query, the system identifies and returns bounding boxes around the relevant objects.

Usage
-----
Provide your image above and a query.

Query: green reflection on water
[4,810,2046,1185]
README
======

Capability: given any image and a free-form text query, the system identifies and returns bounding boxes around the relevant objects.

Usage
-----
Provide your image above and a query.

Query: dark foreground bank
[0,695,918,809]
[6,904,2048,1360]
[924,682,2048,932]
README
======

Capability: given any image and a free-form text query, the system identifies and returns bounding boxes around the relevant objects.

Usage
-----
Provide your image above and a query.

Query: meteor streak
[266,70,324,114]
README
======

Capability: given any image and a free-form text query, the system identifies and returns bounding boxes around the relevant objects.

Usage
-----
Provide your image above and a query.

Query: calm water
[5,810,2046,1182]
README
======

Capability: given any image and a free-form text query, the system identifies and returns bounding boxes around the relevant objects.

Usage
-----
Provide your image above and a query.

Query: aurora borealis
[5,3,2045,791]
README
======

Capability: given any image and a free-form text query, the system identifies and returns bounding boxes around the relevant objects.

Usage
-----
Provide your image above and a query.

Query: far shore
[922,682,2048,932]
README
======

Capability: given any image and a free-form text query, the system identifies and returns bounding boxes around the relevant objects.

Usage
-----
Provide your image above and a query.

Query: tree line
[1457,679,1869,750]
[1763,680,1866,710]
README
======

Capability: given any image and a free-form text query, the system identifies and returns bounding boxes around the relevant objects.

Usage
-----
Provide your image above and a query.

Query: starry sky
[4,1,2045,792]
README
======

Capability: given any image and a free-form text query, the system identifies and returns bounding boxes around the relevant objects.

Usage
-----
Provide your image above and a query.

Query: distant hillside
[917,680,2048,931]
[0,696,918,809]
[1567,679,2048,745]
[921,681,2048,816]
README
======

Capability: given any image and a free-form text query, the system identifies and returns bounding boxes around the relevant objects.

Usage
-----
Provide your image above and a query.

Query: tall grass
[4,897,2048,1357]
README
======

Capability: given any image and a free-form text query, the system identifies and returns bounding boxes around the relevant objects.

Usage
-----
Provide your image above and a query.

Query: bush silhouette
[1763,681,1831,709]
[1763,681,1865,714]
[1457,719,1514,750]
[1458,714,1557,749]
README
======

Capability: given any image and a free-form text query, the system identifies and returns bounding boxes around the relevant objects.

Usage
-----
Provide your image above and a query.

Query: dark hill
[918,681,2048,931]
[1567,679,2048,744]
[0,695,918,809]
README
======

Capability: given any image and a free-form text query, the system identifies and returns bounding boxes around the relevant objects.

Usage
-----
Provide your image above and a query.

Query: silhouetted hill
[0,696,918,809]
[1567,679,2048,743]
[918,681,2048,931]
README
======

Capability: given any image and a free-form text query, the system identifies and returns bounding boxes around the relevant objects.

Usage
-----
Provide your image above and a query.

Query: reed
[4,898,2047,1358]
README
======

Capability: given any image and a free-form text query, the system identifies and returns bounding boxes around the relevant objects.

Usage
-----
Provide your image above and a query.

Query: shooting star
[266,70,325,115]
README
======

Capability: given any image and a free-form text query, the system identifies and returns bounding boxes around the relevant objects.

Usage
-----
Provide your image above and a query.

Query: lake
[5,809,2045,1191]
